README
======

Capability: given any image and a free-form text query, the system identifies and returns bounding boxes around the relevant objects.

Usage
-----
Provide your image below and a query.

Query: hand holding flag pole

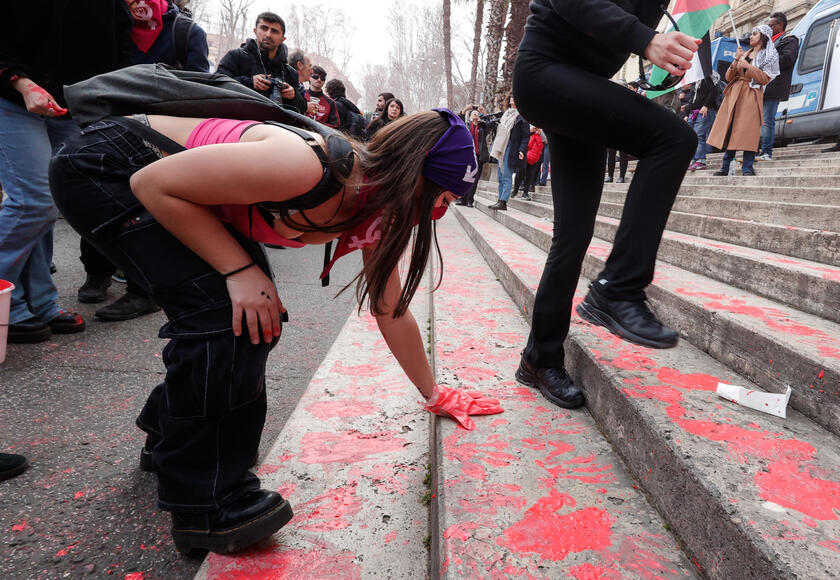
[727,9,742,50]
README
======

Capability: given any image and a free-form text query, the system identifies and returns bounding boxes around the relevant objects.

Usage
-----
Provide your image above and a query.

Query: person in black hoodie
[325,78,367,138]
[512,0,701,409]
[688,74,723,170]
[0,2,132,343]
[216,12,306,114]
[758,12,799,161]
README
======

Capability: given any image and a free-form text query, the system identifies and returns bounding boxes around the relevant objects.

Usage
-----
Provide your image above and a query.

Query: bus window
[799,17,835,74]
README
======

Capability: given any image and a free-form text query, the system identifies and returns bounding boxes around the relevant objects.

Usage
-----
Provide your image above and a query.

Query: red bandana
[128,0,166,53]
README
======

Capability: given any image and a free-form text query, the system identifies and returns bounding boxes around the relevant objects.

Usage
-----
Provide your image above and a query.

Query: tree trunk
[483,0,509,110]
[443,0,453,109]
[469,0,485,104]
[500,0,529,102]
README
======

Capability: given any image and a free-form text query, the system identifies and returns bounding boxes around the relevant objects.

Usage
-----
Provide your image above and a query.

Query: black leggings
[513,51,697,368]
[606,148,628,179]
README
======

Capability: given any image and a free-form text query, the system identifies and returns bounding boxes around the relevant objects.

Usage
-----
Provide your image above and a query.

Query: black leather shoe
[821,142,840,153]
[95,292,161,321]
[77,274,112,303]
[8,317,52,343]
[576,284,678,349]
[488,200,507,211]
[171,490,293,554]
[515,356,585,409]
[47,310,86,334]
[713,169,728,176]
[0,453,29,481]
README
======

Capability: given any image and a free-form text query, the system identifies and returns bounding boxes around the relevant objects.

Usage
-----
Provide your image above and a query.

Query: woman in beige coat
[707,25,780,176]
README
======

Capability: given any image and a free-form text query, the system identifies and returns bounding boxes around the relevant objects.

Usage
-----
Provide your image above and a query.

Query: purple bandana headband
[422,108,479,197]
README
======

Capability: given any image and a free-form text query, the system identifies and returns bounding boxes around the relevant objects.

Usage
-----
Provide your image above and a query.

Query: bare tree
[361,63,390,112]
[443,0,454,109]
[482,0,508,110]
[216,0,255,56]
[500,0,529,100]
[285,4,355,72]
[468,0,485,104]
[173,0,209,22]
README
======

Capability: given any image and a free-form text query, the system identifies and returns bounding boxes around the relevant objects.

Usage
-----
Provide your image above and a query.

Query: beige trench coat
[707,52,772,152]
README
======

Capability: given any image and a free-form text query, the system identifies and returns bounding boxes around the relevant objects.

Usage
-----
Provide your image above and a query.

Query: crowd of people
[1,0,836,561]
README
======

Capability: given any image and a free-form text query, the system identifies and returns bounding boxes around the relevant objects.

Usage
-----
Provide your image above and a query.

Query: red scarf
[128,0,167,53]
[470,122,480,154]
[772,31,784,42]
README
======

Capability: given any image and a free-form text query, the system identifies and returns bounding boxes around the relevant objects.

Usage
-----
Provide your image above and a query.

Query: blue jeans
[721,149,755,174]
[496,145,516,201]
[0,97,80,324]
[760,99,780,157]
[50,120,275,512]
[539,142,550,184]
[692,109,717,161]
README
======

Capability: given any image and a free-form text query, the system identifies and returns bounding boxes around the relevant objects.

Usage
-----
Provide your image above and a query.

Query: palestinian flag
[646,0,730,97]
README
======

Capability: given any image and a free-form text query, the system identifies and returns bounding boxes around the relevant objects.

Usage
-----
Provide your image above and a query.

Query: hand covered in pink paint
[423,384,503,430]
[12,78,67,116]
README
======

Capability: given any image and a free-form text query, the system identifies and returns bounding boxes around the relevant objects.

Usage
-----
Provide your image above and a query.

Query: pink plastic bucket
[0,280,14,363]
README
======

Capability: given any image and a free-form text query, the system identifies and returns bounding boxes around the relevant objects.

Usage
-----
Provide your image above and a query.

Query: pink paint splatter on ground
[293,483,363,532]
[755,462,840,520]
[443,521,481,541]
[305,400,379,419]
[275,483,296,498]
[329,361,384,377]
[568,562,622,579]
[384,530,398,543]
[124,573,145,580]
[11,520,28,532]
[456,483,527,516]
[206,542,361,580]
[296,430,408,464]
[502,490,614,561]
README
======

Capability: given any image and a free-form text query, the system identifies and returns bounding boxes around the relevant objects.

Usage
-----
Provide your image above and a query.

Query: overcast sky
[200,0,477,85]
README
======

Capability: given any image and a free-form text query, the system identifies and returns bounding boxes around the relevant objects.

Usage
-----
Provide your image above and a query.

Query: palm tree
[482,0,509,110]
[500,0,529,100]
[468,0,485,104]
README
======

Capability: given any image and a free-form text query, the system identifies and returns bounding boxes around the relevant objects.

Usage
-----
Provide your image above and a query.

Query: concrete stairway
[461,141,840,578]
[193,142,838,579]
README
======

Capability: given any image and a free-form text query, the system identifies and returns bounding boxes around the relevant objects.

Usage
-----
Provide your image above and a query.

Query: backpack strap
[107,116,187,155]
[171,13,196,70]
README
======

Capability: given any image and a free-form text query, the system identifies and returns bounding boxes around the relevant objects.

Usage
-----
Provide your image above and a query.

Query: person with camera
[216,12,306,114]
[456,108,491,207]
[511,1,701,409]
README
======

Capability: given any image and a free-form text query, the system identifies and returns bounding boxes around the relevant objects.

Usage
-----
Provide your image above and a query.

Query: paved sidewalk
[0,219,361,579]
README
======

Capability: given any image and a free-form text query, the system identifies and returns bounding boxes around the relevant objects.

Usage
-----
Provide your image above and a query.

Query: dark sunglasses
[636,8,684,92]
[310,74,323,81]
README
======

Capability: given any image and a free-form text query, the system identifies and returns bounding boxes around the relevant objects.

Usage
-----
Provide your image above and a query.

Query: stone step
[194,286,435,578]
[466,200,840,436]
[430,216,696,578]
[484,190,840,267]
[600,183,839,205]
[451,205,840,580]
[475,190,840,322]
[683,174,840,188]
[598,189,840,232]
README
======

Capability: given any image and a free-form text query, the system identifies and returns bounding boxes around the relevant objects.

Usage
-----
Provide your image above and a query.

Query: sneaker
[742,171,756,176]
[756,153,772,161]
[47,310,86,334]
[693,161,707,170]
[515,355,585,409]
[603,176,613,183]
[171,489,294,554]
[50,263,57,274]
[520,193,532,201]
[7,316,53,343]
[576,284,678,349]
[112,270,127,284]
[0,453,29,481]
[95,292,161,321]
[616,176,625,183]
[78,273,112,303]
[713,169,728,176]
[821,142,840,153]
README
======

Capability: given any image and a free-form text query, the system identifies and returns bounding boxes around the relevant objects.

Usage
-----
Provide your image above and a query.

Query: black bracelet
[221,262,255,278]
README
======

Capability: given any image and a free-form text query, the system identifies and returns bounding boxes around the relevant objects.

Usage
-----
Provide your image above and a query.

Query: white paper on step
[716,383,792,418]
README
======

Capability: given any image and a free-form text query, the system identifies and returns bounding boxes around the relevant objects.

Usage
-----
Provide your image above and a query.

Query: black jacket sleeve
[185,24,210,73]
[547,0,657,57]
[282,65,307,114]
[216,49,253,89]
[777,35,799,70]
[514,116,529,156]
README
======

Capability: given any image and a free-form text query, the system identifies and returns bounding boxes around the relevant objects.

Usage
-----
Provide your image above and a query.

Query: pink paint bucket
[0,280,14,363]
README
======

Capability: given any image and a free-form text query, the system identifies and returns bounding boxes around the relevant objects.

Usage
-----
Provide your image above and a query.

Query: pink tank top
[186,118,305,248]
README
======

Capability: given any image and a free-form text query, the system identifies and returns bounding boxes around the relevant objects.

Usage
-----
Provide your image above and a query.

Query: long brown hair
[280,111,450,317]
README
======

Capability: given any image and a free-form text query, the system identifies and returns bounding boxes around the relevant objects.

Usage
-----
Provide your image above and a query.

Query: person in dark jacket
[758,12,800,160]
[126,0,209,70]
[688,74,723,170]
[511,0,701,409]
[304,65,340,128]
[216,12,306,114]
[78,0,212,322]
[325,78,366,138]
[456,109,491,207]
[0,2,133,343]
[488,94,529,211]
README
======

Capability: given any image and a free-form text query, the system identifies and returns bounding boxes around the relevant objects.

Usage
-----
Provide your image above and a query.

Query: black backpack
[171,12,196,70]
